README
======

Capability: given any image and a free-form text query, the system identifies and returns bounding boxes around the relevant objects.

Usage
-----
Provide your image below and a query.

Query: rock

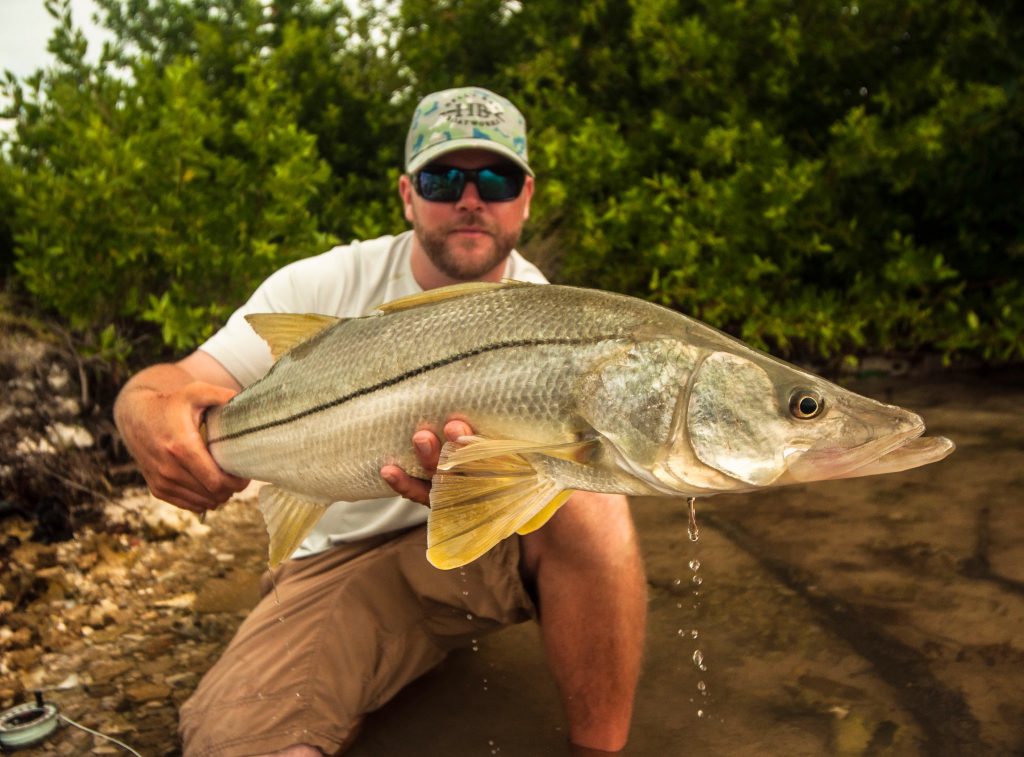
[89,659,134,683]
[125,682,172,703]
[87,598,124,628]
[7,647,42,669]
[46,364,71,392]
[139,635,176,656]
[15,435,57,455]
[51,396,81,417]
[3,626,34,649]
[46,422,95,450]
[56,673,80,690]
[139,496,210,540]
[154,592,196,610]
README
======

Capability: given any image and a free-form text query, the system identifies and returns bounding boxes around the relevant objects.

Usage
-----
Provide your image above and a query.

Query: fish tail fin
[258,485,330,566]
[426,438,575,570]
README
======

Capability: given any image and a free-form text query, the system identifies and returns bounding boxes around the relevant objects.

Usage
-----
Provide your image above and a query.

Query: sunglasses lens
[476,167,524,201]
[416,168,464,202]
[415,166,525,202]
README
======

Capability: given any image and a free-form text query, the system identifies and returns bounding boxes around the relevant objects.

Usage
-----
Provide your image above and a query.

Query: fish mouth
[823,434,955,479]
[780,421,955,483]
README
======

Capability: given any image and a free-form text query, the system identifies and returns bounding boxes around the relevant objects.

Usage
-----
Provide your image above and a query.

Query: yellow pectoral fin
[258,485,330,566]
[426,440,574,570]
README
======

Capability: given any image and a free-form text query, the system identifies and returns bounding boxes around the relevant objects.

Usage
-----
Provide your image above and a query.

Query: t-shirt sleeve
[198,249,356,387]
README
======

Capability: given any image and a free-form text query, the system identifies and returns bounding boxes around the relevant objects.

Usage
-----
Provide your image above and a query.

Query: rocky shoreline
[2,489,267,756]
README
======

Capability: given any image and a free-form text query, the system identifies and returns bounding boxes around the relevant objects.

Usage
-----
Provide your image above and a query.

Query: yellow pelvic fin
[425,437,575,570]
[515,490,575,536]
[258,485,330,566]
[245,313,342,362]
[376,280,531,315]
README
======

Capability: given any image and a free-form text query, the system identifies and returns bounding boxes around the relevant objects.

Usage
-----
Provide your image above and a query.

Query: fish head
[675,351,954,489]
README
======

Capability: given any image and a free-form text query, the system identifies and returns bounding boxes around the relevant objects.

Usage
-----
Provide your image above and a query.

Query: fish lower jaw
[780,425,927,483]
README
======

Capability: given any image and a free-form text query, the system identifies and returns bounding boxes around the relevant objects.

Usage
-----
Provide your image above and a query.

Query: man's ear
[521,175,534,221]
[398,174,415,223]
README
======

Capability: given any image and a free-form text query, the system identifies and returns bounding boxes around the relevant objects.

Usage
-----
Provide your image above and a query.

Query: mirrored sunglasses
[413,165,526,203]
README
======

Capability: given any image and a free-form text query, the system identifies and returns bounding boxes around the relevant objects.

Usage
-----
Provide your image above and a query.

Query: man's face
[399,149,534,282]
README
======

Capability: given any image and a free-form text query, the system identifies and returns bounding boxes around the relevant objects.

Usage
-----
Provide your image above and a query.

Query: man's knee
[520,492,640,579]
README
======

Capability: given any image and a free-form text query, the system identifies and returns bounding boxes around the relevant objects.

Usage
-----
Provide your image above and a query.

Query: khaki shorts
[179,526,536,756]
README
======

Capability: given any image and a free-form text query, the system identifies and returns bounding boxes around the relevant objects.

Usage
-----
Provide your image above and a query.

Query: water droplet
[688,558,700,571]
[691,629,699,639]
[466,613,474,620]
[697,681,706,692]
[860,86,868,96]
[697,709,704,718]
[673,578,682,587]
[676,602,683,609]
[687,497,700,541]
[692,575,703,585]
[693,649,706,671]
[677,628,686,637]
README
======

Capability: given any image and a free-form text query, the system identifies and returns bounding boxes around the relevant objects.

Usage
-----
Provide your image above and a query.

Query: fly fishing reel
[0,692,60,750]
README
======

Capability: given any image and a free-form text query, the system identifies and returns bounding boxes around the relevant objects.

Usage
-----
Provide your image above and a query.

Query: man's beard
[415,213,522,281]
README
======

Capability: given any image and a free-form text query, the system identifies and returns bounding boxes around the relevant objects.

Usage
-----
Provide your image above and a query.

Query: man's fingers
[412,429,442,473]
[381,419,479,507]
[381,465,431,506]
[443,419,474,443]
[145,478,222,514]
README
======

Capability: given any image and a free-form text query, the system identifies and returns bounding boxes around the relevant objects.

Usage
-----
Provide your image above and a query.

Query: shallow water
[350,368,1024,756]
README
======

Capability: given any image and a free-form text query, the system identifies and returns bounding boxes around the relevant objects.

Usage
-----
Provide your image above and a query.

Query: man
[114,87,647,756]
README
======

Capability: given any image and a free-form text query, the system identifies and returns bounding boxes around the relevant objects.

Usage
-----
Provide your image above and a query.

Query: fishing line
[0,692,142,755]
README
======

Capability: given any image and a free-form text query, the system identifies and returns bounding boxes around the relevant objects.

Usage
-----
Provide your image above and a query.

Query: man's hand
[380,419,473,505]
[114,361,250,514]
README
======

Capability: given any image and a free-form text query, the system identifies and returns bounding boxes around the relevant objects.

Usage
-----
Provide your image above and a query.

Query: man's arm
[113,351,251,513]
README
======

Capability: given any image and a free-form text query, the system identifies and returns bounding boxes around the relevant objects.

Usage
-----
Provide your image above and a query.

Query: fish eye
[790,391,824,420]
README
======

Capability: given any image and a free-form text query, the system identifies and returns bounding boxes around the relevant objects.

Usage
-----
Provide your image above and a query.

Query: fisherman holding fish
[114,88,647,755]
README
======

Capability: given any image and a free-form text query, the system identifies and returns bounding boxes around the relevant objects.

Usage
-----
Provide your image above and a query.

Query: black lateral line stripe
[208,336,607,445]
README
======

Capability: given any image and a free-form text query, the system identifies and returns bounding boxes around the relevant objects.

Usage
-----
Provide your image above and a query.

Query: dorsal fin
[245,313,342,362]
[376,280,532,315]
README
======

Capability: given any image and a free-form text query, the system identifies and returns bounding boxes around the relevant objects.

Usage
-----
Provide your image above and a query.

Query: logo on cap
[439,93,505,128]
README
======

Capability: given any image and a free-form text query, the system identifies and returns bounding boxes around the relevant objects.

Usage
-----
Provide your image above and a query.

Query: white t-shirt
[199,230,548,557]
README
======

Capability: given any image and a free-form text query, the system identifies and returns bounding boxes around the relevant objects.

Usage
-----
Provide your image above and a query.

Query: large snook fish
[204,281,954,570]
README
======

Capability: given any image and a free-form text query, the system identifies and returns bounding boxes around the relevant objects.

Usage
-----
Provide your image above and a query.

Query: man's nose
[456,179,485,211]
